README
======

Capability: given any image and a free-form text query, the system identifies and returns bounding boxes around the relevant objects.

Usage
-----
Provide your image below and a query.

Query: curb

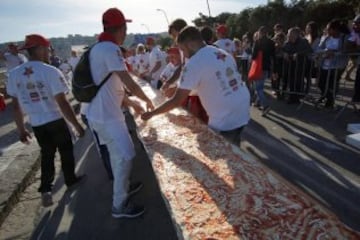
[0,152,41,227]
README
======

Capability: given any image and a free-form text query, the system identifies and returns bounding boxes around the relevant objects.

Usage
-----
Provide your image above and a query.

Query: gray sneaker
[112,201,145,219]
[41,192,53,207]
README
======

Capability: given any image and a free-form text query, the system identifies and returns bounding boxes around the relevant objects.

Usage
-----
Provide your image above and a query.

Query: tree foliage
[192,0,357,39]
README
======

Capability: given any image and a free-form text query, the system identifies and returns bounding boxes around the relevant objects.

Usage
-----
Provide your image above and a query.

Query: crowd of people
[1,6,360,220]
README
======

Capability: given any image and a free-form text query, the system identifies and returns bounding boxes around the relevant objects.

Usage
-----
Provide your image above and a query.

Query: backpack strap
[97,73,112,89]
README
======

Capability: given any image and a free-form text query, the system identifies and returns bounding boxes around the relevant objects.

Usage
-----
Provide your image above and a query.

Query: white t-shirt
[4,52,28,74]
[68,56,80,70]
[126,55,137,72]
[149,46,166,80]
[348,31,360,64]
[86,41,127,123]
[321,37,340,69]
[160,63,180,88]
[135,53,150,76]
[59,62,73,87]
[214,38,236,56]
[80,102,89,115]
[59,62,72,74]
[179,46,250,131]
[6,61,68,126]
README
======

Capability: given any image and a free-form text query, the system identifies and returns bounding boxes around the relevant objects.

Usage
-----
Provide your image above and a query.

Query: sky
[0,0,271,43]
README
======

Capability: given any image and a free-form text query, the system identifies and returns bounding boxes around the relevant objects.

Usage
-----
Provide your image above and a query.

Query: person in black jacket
[251,26,275,115]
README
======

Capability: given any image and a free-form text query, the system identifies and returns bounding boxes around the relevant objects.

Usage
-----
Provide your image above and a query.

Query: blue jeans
[253,71,269,107]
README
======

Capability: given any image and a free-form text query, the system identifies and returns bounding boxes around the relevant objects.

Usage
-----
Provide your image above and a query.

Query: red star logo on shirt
[23,67,34,77]
[215,51,227,61]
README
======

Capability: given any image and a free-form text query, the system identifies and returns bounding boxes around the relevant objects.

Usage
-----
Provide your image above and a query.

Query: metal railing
[236,52,359,119]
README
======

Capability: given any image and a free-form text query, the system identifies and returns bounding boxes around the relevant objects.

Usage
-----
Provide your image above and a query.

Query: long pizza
[134,80,360,240]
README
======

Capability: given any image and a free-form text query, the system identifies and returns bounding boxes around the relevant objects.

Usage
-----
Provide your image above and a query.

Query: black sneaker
[41,192,53,207]
[111,201,145,219]
[128,182,143,198]
[66,175,87,192]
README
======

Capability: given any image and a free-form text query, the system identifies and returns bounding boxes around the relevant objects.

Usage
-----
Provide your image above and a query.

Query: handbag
[248,51,263,81]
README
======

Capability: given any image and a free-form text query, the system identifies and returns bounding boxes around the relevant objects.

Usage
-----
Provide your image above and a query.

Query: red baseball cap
[216,25,228,35]
[146,37,155,45]
[167,47,180,55]
[19,34,50,50]
[102,8,132,28]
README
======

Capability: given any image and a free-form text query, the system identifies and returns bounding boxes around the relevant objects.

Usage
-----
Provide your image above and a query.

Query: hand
[272,73,278,81]
[146,100,155,111]
[163,86,177,98]
[283,53,289,61]
[160,81,172,92]
[141,111,154,121]
[74,123,85,138]
[131,100,145,115]
[19,130,32,144]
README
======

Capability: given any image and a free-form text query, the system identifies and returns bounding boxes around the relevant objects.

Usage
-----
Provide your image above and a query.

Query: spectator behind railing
[346,15,360,103]
[283,27,313,104]
[239,33,253,83]
[317,19,350,108]
[251,26,275,115]
[271,32,286,98]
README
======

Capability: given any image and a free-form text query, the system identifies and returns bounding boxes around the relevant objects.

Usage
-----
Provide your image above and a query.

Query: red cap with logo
[19,34,50,50]
[167,47,180,55]
[216,25,228,35]
[102,7,132,28]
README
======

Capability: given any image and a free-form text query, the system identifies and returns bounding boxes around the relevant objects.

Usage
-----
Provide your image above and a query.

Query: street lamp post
[206,0,211,17]
[141,23,151,33]
[156,8,170,26]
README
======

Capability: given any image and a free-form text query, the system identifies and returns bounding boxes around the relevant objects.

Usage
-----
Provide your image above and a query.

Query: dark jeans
[220,126,244,146]
[81,114,113,180]
[318,68,345,105]
[32,118,77,193]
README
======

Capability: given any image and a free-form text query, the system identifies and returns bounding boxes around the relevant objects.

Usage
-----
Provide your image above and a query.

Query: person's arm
[141,88,190,120]
[161,66,182,89]
[11,97,32,143]
[150,61,162,76]
[54,93,84,137]
[116,70,154,111]
[122,94,145,115]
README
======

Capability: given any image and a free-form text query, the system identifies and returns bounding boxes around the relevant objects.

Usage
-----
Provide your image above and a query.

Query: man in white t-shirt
[59,59,72,87]
[68,50,80,71]
[6,34,85,207]
[142,26,250,145]
[0,43,28,84]
[146,37,166,86]
[214,25,236,59]
[86,8,154,219]
[134,43,150,79]
[157,47,182,90]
